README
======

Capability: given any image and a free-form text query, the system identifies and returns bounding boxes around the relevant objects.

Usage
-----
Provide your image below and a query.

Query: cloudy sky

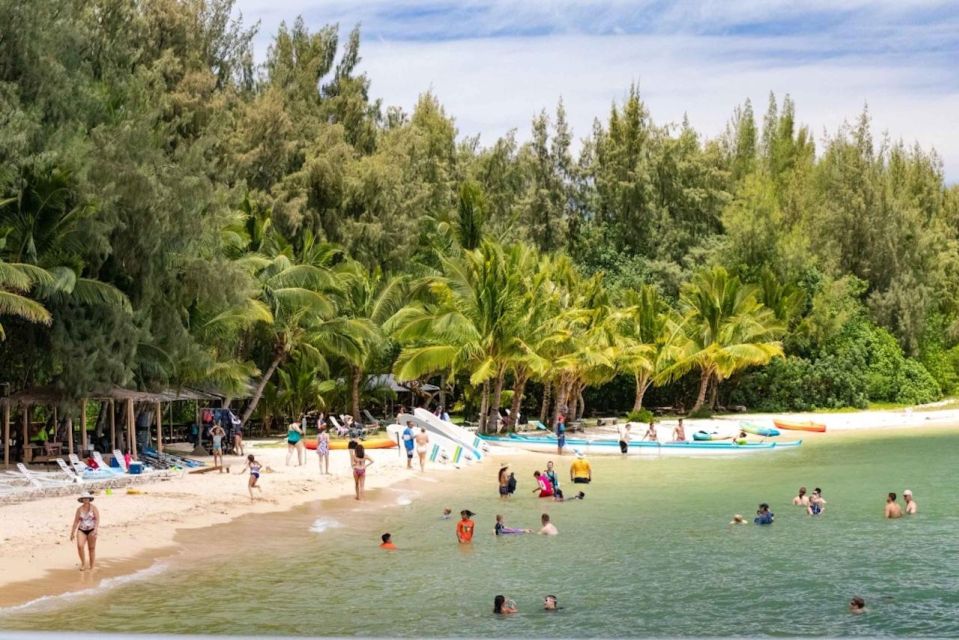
[233,1,959,181]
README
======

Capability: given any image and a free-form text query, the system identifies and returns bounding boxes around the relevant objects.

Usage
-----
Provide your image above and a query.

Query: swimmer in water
[730,514,747,525]
[493,595,517,614]
[495,514,531,535]
[441,507,452,519]
[849,596,866,614]
[380,533,397,550]
[544,595,561,611]
[903,489,917,514]
[885,492,903,519]
[538,513,558,535]
[792,486,809,506]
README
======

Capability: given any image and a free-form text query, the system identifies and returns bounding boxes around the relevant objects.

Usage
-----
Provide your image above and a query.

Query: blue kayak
[739,422,781,437]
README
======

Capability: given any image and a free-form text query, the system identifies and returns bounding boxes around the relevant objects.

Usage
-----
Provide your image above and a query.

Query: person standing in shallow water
[885,492,903,518]
[793,487,809,506]
[457,510,476,543]
[903,489,918,514]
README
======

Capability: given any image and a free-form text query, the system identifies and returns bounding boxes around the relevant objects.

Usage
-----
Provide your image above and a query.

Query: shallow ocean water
[2,427,958,637]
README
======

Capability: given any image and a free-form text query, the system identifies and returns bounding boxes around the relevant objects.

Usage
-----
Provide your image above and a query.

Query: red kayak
[774,419,826,433]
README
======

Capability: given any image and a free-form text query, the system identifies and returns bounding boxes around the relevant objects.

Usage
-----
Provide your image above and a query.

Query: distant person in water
[644,420,658,442]
[673,418,686,442]
[754,503,774,525]
[885,492,903,519]
[380,533,397,550]
[532,471,554,498]
[730,514,747,525]
[570,451,592,484]
[544,595,561,611]
[457,510,476,543]
[903,489,917,514]
[441,507,452,520]
[618,422,631,454]
[495,514,531,535]
[539,513,558,535]
[498,463,511,498]
[493,595,517,614]
[849,596,866,614]
[793,487,809,506]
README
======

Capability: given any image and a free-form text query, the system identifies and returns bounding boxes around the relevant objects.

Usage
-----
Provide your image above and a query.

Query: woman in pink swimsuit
[352,444,373,500]
[70,492,100,571]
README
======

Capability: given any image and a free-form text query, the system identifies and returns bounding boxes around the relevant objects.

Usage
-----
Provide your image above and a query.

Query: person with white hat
[70,492,100,571]
[569,451,591,484]
[903,489,918,514]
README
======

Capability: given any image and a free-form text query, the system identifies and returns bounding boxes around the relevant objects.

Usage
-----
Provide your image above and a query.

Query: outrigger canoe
[773,419,826,433]
[479,433,801,456]
[304,438,397,450]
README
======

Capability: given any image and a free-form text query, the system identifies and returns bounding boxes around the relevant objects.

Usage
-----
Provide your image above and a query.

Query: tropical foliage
[0,0,954,426]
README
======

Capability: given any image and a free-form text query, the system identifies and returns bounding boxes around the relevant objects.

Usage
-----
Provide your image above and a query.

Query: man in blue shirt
[754,503,774,525]
[402,421,415,469]
[555,415,566,455]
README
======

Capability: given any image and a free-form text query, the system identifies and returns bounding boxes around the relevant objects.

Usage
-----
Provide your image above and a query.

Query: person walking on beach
[570,451,592,484]
[793,487,809,506]
[286,421,305,466]
[498,463,511,498]
[618,422,631,454]
[555,414,567,455]
[673,418,686,442]
[210,423,226,472]
[903,489,918,514]
[538,513,558,535]
[457,510,476,543]
[239,454,263,501]
[70,492,100,571]
[414,427,429,472]
[885,492,903,519]
[316,425,330,474]
[402,421,415,469]
[495,514,531,535]
[352,444,373,500]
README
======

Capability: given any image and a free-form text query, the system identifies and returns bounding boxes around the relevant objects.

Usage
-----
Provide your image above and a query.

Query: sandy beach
[2,404,958,609]
[0,440,483,607]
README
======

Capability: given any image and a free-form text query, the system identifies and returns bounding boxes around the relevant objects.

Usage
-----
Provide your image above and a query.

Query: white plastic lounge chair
[329,415,349,437]
[55,458,85,484]
[87,452,125,477]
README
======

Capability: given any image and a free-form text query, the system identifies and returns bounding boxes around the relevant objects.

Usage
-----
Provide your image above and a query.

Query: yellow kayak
[304,438,396,450]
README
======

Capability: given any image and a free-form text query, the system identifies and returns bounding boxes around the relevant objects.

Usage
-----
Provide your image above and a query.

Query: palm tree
[618,285,678,411]
[338,263,407,420]
[665,266,784,412]
[387,240,528,432]
[0,256,54,339]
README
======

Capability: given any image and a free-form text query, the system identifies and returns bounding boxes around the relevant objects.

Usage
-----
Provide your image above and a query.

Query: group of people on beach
[615,418,686,453]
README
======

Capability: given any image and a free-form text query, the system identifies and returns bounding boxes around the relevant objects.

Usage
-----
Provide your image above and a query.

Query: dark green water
[2,428,958,637]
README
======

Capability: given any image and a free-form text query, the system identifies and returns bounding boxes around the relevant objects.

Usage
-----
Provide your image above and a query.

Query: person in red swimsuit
[456,510,476,543]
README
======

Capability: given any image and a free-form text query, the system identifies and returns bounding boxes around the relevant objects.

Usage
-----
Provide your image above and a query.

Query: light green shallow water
[3,428,959,637]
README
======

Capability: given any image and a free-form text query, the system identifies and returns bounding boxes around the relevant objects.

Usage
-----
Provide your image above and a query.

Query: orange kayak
[304,438,397,450]
[774,420,826,433]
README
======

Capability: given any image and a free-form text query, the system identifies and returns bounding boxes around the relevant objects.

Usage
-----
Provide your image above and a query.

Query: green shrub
[688,407,713,419]
[626,409,654,424]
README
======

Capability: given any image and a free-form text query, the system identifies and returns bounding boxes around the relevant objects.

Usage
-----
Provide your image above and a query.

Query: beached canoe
[693,430,734,441]
[740,422,781,437]
[480,434,801,456]
[303,438,397,450]
[773,419,826,433]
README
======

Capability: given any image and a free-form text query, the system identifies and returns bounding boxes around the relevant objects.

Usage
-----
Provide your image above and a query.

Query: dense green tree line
[2,0,957,427]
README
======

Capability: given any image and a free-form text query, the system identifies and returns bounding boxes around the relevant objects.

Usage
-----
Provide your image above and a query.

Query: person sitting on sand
[380,533,397,550]
[644,420,658,442]
[494,595,517,614]
[754,503,774,525]
[457,510,476,543]
[849,596,866,614]
[885,492,903,519]
[793,487,809,506]
[539,513,558,535]
[570,451,592,484]
[532,471,554,498]
[730,514,747,525]
[70,492,100,571]
[673,418,686,442]
[495,514,531,535]
[238,454,263,501]
[903,489,918,514]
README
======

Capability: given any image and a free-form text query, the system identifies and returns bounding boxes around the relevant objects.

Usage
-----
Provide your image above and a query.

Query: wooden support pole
[81,399,88,452]
[110,399,117,452]
[155,401,163,453]
[21,404,28,448]
[3,400,9,467]
[127,398,136,459]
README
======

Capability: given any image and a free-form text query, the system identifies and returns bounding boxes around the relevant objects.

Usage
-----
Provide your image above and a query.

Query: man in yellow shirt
[570,451,591,484]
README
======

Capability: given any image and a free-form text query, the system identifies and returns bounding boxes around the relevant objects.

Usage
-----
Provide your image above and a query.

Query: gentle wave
[309,517,344,533]
[0,562,169,615]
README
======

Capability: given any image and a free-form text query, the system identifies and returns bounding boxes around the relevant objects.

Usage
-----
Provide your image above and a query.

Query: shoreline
[2,411,957,610]
[0,441,485,608]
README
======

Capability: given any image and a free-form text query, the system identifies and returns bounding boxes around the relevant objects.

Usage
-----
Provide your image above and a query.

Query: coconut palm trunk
[690,367,713,413]
[539,381,552,422]
[350,366,363,421]
[488,370,506,433]
[508,373,528,430]
[632,372,652,412]
[478,381,490,433]
[240,352,285,427]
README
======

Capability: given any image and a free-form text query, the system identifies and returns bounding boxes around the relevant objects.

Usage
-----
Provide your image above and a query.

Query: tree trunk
[488,370,505,432]
[708,375,719,410]
[508,374,528,430]
[632,372,651,412]
[539,381,552,423]
[240,352,285,427]
[577,388,586,420]
[552,378,571,427]
[478,381,490,433]
[350,366,363,421]
[690,368,711,413]
[438,374,447,411]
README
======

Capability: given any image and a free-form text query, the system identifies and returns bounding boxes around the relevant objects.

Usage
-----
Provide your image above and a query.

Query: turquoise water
[2,428,959,637]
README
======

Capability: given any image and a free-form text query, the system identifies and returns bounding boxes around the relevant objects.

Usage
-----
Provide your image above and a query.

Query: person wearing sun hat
[903,489,918,514]
[70,492,100,571]
[570,450,591,484]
